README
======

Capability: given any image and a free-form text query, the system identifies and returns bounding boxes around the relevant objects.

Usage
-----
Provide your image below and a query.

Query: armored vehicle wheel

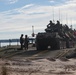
[51,38,60,50]
[36,44,47,50]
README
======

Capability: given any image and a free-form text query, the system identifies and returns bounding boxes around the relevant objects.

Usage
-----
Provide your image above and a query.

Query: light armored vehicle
[35,21,75,50]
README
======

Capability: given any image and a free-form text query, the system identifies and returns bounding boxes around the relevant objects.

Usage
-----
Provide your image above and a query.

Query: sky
[0,0,76,39]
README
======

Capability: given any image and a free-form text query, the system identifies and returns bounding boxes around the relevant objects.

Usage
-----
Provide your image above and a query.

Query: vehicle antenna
[59,8,60,22]
[61,12,63,24]
[66,13,68,25]
[71,17,72,25]
[52,7,55,22]
[70,17,73,29]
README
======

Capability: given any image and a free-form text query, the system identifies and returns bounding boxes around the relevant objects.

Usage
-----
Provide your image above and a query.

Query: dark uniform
[24,35,29,50]
[47,20,53,28]
[45,20,55,32]
[55,20,61,32]
[20,34,24,50]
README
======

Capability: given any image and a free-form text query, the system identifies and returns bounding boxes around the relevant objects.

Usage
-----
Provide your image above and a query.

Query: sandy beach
[0,58,76,75]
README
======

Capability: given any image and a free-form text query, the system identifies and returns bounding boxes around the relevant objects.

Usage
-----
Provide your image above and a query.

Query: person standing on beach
[20,34,24,50]
[24,35,29,50]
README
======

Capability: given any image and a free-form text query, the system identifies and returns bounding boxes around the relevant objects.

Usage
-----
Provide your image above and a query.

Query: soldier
[56,20,60,27]
[55,20,61,32]
[24,35,29,50]
[47,20,53,28]
[20,34,24,50]
[64,24,69,31]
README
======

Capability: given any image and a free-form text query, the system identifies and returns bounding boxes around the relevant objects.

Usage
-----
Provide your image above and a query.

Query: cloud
[8,0,18,4]
[0,0,76,39]
[0,0,18,4]
[66,0,76,4]
[0,3,76,27]
[49,0,55,3]
[18,4,34,13]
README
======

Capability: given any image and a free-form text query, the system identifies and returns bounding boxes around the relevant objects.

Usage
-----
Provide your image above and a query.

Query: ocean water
[0,40,35,47]
[0,42,20,47]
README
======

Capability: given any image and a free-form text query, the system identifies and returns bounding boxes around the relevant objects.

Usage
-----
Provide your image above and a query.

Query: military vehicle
[35,20,76,50]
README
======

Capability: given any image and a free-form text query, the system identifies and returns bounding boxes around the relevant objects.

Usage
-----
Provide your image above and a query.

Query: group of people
[46,20,76,40]
[45,20,63,32]
[20,34,29,50]
[46,20,74,33]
